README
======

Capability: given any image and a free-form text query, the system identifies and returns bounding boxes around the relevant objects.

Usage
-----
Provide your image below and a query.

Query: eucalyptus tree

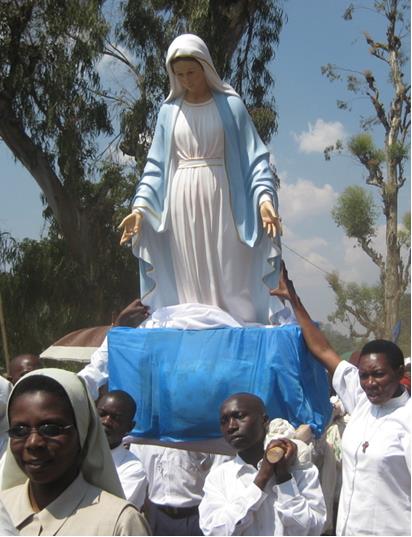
[322,0,410,339]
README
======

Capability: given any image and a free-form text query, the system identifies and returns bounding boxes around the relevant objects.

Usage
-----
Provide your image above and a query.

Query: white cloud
[278,178,337,224]
[293,119,346,154]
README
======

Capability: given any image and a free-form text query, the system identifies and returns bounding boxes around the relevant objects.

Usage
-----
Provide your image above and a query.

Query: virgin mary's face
[172,59,209,97]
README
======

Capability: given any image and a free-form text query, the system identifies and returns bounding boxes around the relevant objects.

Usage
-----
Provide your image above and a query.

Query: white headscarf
[165,33,238,102]
[1,368,123,497]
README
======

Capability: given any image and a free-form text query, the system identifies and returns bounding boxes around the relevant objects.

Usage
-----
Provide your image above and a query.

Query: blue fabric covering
[108,325,332,442]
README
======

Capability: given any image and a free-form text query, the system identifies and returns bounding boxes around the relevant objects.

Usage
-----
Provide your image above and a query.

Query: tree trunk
[0,96,94,267]
[383,178,401,339]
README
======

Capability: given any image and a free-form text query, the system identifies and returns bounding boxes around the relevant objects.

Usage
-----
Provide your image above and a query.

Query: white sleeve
[118,459,148,509]
[274,464,326,536]
[332,361,364,415]
[77,337,109,400]
[199,466,267,536]
[258,192,272,206]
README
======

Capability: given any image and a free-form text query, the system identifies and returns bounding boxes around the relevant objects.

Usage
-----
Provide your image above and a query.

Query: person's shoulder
[83,487,149,535]
[115,448,146,475]
[92,488,143,519]
[94,488,133,509]
[206,456,237,481]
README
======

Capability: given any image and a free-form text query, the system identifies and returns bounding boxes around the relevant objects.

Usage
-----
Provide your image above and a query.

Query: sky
[0,0,410,330]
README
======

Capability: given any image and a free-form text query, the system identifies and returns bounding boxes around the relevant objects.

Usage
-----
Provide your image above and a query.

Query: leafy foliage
[326,272,385,338]
[332,186,379,240]
[0,0,111,186]
[319,322,359,356]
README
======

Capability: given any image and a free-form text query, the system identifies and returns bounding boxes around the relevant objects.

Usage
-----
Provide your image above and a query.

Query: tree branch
[0,94,89,262]
[103,42,140,79]
[358,237,385,269]
[363,70,390,132]
[400,250,411,294]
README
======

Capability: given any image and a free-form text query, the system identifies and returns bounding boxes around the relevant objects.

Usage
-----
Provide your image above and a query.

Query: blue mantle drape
[108,325,332,443]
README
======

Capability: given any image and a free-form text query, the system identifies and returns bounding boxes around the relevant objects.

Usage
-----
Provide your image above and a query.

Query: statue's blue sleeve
[132,105,169,228]
[228,96,278,210]
[216,93,279,245]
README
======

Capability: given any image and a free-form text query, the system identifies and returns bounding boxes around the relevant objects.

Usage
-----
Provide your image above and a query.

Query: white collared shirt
[111,445,147,508]
[199,455,326,536]
[130,444,230,508]
[333,360,411,536]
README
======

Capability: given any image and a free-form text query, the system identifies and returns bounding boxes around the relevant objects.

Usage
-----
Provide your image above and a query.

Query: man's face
[220,396,267,453]
[96,395,134,449]
[10,355,42,384]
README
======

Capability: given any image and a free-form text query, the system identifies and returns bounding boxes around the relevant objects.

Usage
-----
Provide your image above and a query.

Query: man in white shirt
[129,444,230,536]
[199,393,326,536]
[97,390,147,508]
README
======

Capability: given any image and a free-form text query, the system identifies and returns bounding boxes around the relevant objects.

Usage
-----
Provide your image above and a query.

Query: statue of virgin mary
[120,34,283,325]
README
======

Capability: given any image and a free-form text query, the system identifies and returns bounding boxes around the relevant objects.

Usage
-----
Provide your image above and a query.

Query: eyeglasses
[8,424,75,439]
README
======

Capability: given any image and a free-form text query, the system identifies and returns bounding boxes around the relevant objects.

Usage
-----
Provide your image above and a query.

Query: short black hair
[102,390,136,420]
[360,339,404,370]
[220,392,267,414]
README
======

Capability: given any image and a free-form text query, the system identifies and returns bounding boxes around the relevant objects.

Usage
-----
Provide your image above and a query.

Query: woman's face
[172,59,209,96]
[358,353,403,404]
[9,390,81,486]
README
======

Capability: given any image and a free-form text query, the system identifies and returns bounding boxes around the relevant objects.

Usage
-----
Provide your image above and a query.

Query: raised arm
[271,263,341,376]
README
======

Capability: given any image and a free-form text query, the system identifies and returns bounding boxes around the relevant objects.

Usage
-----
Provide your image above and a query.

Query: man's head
[8,354,42,385]
[96,390,136,449]
[220,393,268,458]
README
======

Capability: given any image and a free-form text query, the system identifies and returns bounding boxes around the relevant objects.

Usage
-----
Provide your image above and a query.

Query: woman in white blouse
[271,263,411,536]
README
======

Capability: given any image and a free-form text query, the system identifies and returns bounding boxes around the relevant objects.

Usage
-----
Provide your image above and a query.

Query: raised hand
[269,261,297,302]
[113,299,150,327]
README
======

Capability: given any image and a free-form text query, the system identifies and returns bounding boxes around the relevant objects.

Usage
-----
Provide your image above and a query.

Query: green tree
[320,322,359,356]
[0,164,138,367]
[0,0,111,265]
[322,0,410,339]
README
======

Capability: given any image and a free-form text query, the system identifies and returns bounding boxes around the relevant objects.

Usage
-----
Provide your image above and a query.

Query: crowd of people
[0,266,410,536]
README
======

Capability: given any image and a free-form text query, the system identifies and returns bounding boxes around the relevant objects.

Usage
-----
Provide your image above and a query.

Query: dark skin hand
[254,438,297,490]
[113,299,150,328]
[270,262,341,376]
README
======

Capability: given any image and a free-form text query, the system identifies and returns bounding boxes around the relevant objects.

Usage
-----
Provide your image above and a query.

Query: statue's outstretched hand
[260,201,282,238]
[119,212,143,245]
